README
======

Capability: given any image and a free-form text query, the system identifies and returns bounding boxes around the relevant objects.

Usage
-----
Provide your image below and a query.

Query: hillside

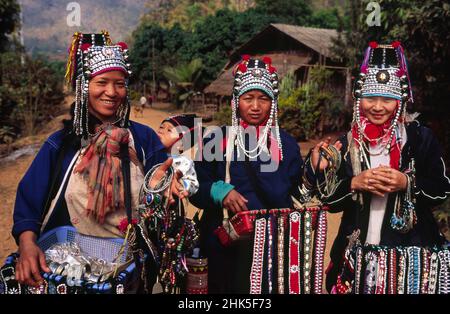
[20,0,342,59]
[21,0,153,59]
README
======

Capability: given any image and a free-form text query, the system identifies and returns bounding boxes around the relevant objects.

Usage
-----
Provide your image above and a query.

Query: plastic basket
[1,226,139,294]
[37,226,128,264]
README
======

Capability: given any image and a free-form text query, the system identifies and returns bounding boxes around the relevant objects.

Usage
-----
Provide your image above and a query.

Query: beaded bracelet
[250,217,266,294]
[427,251,438,294]
[277,214,285,294]
[406,247,420,294]
[397,249,407,294]
[420,248,430,294]
[267,216,274,294]
[288,211,301,294]
[303,211,312,294]
[364,251,377,294]
[354,246,363,294]
[375,249,387,294]
[438,250,450,294]
[387,248,397,294]
[312,210,327,294]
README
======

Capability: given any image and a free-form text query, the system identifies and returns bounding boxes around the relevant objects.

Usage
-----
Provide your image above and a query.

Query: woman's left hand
[311,137,343,171]
[150,158,189,205]
[369,165,408,193]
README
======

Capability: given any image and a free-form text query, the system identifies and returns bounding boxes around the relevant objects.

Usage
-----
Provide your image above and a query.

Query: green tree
[254,0,312,25]
[163,58,203,109]
[129,22,187,84]
[0,0,20,53]
[0,52,64,137]
[332,0,450,160]
[278,66,349,140]
[180,8,274,84]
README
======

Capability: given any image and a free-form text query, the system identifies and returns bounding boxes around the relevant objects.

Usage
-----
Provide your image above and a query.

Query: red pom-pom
[391,41,401,48]
[368,41,378,49]
[116,42,128,50]
[241,54,251,61]
[396,69,406,77]
[117,217,137,234]
[268,65,277,74]
[80,43,92,52]
[238,63,247,73]
[262,56,272,65]
[361,65,368,74]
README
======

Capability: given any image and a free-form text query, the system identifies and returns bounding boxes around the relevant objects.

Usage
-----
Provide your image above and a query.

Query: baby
[156,114,201,197]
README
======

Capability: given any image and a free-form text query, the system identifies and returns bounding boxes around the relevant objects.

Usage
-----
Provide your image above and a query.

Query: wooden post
[344,68,351,106]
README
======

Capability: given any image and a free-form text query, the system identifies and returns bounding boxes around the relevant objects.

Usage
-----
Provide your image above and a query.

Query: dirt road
[0,103,342,292]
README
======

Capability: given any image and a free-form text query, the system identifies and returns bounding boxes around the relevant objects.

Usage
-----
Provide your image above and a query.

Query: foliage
[129,22,187,84]
[278,66,350,141]
[132,0,341,91]
[434,198,450,240]
[331,0,450,167]
[254,0,312,25]
[0,0,20,53]
[0,52,64,138]
[163,58,203,108]
[278,70,295,100]
[214,103,232,126]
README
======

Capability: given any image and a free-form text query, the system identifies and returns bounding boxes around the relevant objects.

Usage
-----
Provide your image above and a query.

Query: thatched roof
[205,53,311,95]
[270,24,338,59]
[204,24,339,96]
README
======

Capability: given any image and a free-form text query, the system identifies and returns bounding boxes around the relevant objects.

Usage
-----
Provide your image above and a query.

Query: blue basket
[37,226,128,264]
[1,226,139,294]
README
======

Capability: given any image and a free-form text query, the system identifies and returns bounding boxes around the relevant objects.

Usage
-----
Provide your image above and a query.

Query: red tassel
[238,63,247,73]
[391,41,401,48]
[268,65,277,74]
[396,69,405,77]
[81,43,92,52]
[262,56,272,65]
[369,41,378,49]
[116,42,128,50]
[361,65,369,74]
[241,54,251,61]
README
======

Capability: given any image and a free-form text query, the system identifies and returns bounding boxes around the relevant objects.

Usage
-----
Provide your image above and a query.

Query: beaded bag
[333,229,450,294]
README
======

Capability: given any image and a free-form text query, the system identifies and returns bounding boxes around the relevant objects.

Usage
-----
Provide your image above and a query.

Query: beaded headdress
[231,55,283,160]
[354,41,413,102]
[65,31,132,138]
[352,41,413,168]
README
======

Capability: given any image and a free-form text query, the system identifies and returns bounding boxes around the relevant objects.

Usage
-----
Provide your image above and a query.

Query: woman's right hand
[15,231,50,287]
[311,137,343,171]
[350,169,391,197]
[223,189,249,213]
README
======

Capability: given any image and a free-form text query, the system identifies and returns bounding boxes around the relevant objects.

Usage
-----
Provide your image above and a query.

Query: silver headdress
[65,31,132,138]
[231,56,283,160]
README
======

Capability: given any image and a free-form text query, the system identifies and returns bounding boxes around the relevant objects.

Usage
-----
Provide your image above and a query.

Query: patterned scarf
[351,104,402,170]
[74,124,141,223]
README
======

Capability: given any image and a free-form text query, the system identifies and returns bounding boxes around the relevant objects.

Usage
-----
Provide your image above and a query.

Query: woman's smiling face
[88,71,127,123]
[360,96,398,125]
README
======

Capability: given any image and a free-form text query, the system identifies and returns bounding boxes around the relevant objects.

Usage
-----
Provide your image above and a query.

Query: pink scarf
[74,125,141,223]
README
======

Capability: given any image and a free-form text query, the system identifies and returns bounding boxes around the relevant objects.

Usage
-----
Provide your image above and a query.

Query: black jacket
[325,121,450,291]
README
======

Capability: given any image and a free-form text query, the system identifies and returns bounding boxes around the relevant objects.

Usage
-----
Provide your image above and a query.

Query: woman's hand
[370,165,408,193]
[150,158,189,205]
[310,137,343,171]
[351,166,407,197]
[15,231,50,287]
[223,190,249,213]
